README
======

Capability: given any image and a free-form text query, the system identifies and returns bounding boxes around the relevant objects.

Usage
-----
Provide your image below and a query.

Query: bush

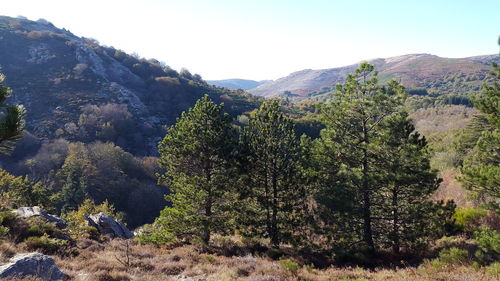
[96,271,131,281]
[0,215,9,239]
[279,259,299,276]
[63,199,123,239]
[266,248,284,260]
[0,169,57,211]
[26,217,64,238]
[473,227,499,264]
[0,211,18,227]
[438,247,470,265]
[486,262,500,278]
[25,234,68,254]
[453,208,487,233]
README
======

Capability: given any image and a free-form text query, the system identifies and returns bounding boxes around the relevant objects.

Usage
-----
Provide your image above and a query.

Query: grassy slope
[1,238,498,281]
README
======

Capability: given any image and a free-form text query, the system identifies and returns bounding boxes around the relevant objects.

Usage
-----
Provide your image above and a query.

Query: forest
[0,53,498,280]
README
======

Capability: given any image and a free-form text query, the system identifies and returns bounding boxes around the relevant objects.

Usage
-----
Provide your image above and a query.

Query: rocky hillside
[207,78,270,90]
[0,16,260,155]
[249,54,500,103]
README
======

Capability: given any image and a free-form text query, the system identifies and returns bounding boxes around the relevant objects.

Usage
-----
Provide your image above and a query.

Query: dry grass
[433,169,474,208]
[1,239,498,281]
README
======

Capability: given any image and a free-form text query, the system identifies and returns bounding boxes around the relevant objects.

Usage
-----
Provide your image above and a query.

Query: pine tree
[0,74,25,154]
[314,63,406,252]
[459,58,500,210]
[153,95,236,244]
[240,100,308,247]
[377,113,444,254]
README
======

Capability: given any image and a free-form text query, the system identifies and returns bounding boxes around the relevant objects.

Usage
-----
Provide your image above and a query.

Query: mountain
[249,54,500,103]
[0,16,260,155]
[207,78,270,90]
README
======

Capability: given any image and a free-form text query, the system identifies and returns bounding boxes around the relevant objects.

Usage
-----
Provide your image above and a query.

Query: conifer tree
[377,113,444,253]
[459,58,500,210]
[240,100,307,247]
[0,74,25,154]
[314,63,406,252]
[154,95,236,244]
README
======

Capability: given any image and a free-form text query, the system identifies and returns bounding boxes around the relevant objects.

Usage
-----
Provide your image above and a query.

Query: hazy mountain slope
[0,16,260,154]
[207,78,270,90]
[249,54,499,98]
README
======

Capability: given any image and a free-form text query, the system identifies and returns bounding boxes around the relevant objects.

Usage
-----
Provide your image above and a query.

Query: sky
[2,0,499,80]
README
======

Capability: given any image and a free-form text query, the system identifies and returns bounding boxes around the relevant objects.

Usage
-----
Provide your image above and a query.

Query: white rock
[86,212,134,239]
[0,252,68,280]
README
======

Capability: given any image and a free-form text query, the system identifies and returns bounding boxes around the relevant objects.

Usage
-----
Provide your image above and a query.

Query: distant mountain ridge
[207,79,270,90]
[248,54,500,99]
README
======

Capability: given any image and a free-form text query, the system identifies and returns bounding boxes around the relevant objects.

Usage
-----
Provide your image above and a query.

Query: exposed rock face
[86,212,134,239]
[13,206,67,228]
[0,252,68,280]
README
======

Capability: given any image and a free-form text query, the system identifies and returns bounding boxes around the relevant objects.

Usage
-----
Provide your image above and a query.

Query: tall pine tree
[459,58,499,210]
[239,100,308,247]
[314,63,406,252]
[377,113,445,254]
[153,95,236,244]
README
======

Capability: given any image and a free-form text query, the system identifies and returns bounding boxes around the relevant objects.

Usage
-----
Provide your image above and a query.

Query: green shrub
[429,258,444,269]
[201,254,217,264]
[453,208,487,233]
[486,262,500,278]
[438,247,470,265]
[0,211,19,228]
[25,234,68,254]
[26,217,64,238]
[474,227,500,264]
[266,248,284,260]
[279,258,299,275]
[0,215,9,238]
[63,199,123,239]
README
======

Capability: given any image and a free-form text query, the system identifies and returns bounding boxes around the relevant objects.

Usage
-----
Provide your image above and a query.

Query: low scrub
[24,234,68,254]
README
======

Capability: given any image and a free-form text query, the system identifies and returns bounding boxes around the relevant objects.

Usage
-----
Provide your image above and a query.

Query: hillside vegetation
[249,54,499,108]
[0,15,498,281]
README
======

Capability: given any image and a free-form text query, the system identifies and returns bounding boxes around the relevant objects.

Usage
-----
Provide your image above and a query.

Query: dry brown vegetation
[433,169,474,208]
[1,238,498,281]
[410,105,477,136]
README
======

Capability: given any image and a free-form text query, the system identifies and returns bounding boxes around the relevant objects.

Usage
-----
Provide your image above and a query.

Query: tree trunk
[203,195,212,244]
[270,171,279,247]
[203,161,212,245]
[392,189,400,255]
[362,122,375,252]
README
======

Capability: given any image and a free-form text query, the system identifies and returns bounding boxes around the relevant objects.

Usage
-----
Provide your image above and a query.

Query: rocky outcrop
[13,207,67,228]
[86,212,134,239]
[0,252,68,280]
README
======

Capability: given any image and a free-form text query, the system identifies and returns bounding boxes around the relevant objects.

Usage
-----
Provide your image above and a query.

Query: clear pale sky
[2,0,499,80]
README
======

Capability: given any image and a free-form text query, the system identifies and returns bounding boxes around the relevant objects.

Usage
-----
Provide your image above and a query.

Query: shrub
[0,169,57,210]
[266,248,284,260]
[0,211,19,227]
[0,215,9,239]
[26,217,64,238]
[453,208,487,233]
[473,227,499,264]
[158,263,186,275]
[279,259,299,276]
[486,262,500,278]
[95,271,131,281]
[25,234,68,254]
[438,247,470,265]
[201,254,218,264]
[63,199,123,239]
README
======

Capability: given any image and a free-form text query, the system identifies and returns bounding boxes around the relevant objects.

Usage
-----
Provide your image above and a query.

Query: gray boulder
[0,252,68,280]
[86,212,134,239]
[13,206,67,228]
